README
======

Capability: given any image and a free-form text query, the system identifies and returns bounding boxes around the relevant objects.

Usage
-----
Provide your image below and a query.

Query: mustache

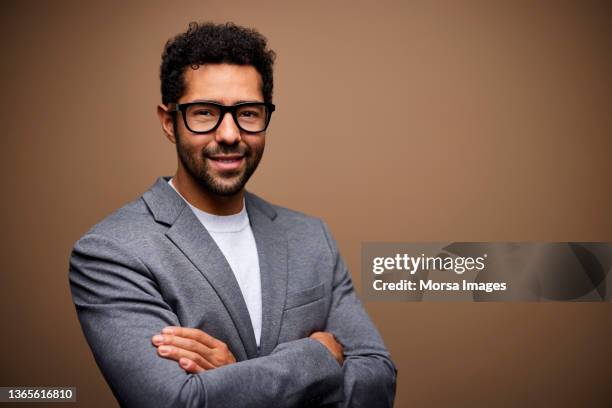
[204,144,249,157]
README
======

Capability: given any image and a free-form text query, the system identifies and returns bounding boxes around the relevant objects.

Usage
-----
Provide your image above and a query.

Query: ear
[157,104,177,144]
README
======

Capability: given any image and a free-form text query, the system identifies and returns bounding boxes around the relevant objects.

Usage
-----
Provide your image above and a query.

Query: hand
[309,331,344,366]
[151,326,236,373]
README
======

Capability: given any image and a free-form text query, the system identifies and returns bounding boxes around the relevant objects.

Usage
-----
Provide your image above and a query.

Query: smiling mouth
[208,155,244,162]
[206,155,245,172]
[213,158,241,163]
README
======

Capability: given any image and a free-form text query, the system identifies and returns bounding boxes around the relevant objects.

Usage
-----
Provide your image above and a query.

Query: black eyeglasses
[167,101,275,134]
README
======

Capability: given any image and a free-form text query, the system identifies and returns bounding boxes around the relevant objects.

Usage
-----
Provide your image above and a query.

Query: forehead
[180,63,263,104]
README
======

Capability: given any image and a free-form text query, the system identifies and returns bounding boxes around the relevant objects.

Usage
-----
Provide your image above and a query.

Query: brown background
[1,0,611,407]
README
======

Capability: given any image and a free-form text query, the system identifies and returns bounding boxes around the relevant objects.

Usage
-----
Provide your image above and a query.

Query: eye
[239,109,261,118]
[194,109,214,116]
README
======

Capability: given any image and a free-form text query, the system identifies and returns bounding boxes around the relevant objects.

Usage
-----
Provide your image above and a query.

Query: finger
[153,334,234,367]
[157,345,216,370]
[210,341,236,365]
[179,357,205,374]
[319,331,342,346]
[153,334,214,359]
[162,326,219,348]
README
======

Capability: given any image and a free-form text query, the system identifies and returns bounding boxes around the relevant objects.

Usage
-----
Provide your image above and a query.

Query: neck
[171,168,244,216]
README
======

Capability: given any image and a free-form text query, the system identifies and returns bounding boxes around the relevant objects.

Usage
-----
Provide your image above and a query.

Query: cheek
[178,142,209,168]
[244,137,265,155]
[179,136,209,157]
[176,125,212,155]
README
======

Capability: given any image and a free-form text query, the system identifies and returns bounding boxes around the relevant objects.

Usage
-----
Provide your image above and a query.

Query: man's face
[173,64,266,196]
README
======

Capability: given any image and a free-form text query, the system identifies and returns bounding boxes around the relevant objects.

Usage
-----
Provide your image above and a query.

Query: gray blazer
[69,176,397,408]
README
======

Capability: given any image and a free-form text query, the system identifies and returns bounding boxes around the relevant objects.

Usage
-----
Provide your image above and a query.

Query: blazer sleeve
[69,233,344,408]
[319,221,398,408]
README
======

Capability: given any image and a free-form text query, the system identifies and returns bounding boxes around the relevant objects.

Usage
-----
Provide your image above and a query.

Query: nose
[215,112,241,144]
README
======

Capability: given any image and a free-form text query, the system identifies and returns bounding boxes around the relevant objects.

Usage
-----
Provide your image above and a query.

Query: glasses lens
[236,104,268,132]
[185,103,222,132]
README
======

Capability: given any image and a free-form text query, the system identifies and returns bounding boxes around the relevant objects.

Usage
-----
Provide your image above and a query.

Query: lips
[209,155,244,161]
[207,155,245,171]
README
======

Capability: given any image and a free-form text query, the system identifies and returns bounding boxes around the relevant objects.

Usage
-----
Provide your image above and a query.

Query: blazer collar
[141,176,287,359]
[142,176,278,226]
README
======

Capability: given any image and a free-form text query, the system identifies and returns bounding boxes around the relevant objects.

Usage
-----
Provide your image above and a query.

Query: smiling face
[170,63,266,196]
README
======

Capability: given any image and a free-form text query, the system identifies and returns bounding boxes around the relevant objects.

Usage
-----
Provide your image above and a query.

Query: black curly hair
[160,22,276,105]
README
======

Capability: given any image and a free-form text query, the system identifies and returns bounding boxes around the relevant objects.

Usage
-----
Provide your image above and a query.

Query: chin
[209,178,246,196]
[212,186,245,197]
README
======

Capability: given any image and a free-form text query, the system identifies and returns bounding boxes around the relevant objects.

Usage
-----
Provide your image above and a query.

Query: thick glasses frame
[167,101,276,134]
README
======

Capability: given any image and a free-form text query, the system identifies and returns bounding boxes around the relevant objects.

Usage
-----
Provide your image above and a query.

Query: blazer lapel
[143,177,259,360]
[244,191,288,357]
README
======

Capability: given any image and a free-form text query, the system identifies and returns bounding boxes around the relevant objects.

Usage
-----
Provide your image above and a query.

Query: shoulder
[73,197,163,248]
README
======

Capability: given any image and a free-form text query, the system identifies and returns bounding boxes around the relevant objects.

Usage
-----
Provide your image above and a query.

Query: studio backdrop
[1,1,611,407]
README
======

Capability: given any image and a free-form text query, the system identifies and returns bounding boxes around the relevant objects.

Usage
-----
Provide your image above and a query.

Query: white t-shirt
[168,178,262,347]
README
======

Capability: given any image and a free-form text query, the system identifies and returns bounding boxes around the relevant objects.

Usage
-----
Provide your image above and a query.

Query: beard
[175,128,264,197]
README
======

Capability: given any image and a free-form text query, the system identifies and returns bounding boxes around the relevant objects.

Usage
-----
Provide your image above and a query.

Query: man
[69,22,396,408]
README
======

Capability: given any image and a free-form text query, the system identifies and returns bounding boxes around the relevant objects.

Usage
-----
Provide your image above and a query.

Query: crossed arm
[69,222,396,407]
[151,326,344,374]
